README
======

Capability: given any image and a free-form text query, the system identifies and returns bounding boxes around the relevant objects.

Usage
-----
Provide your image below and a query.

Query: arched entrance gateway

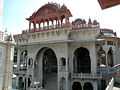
[72,82,82,90]
[83,82,93,90]
[107,47,113,67]
[20,50,28,70]
[73,47,91,73]
[34,47,58,90]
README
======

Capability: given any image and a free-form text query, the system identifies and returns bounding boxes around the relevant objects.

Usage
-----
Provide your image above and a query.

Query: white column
[2,42,15,90]
[29,21,31,31]
[93,81,98,90]
[17,48,21,70]
[89,44,97,74]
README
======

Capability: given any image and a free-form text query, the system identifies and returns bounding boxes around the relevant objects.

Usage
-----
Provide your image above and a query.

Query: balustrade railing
[13,67,27,75]
[72,73,103,79]
[22,23,99,34]
[72,67,118,80]
[72,24,99,30]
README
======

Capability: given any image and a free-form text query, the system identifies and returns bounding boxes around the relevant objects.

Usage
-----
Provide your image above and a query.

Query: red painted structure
[98,0,120,9]
[26,3,72,31]
[24,3,99,34]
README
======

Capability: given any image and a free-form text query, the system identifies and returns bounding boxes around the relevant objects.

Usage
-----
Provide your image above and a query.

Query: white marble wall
[0,41,14,90]
[0,45,6,89]
[14,27,104,90]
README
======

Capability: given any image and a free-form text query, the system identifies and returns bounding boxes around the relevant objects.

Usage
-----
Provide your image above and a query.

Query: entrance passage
[83,82,93,90]
[43,48,57,90]
[107,47,113,67]
[72,82,82,90]
[18,77,24,90]
[35,47,57,90]
[73,47,91,73]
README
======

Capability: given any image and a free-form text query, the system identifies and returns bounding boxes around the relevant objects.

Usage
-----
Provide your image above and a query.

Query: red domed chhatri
[26,2,72,31]
[25,3,99,33]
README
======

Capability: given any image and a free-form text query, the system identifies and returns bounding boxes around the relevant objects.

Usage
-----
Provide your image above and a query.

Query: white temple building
[0,31,15,90]
[13,3,120,90]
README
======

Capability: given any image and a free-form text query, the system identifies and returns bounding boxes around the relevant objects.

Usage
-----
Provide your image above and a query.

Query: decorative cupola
[72,18,83,25]
[93,20,99,25]
[82,19,86,24]
[88,18,92,25]
[26,3,72,32]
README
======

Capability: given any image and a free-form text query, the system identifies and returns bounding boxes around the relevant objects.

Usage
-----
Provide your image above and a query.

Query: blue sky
[3,0,120,36]
[0,0,3,30]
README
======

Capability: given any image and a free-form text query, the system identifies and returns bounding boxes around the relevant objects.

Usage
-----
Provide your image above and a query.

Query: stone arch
[19,50,28,70]
[72,82,82,90]
[83,82,93,90]
[73,47,91,73]
[28,58,33,67]
[20,50,27,60]
[34,47,58,90]
[20,50,28,56]
[107,47,113,67]
[34,47,58,60]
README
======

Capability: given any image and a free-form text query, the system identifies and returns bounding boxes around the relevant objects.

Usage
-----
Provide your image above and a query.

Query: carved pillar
[33,22,36,30]
[38,23,41,30]
[81,82,84,90]
[65,17,69,24]
[47,21,49,29]
[105,51,108,66]
[52,20,54,28]
[74,56,78,73]
[29,21,31,31]
[58,19,60,27]
[61,19,63,27]
[43,22,45,29]
[65,17,69,28]
[56,19,58,28]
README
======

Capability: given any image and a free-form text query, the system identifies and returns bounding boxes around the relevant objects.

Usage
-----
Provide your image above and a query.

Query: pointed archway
[34,47,58,90]
[107,47,113,67]
[19,50,28,70]
[73,47,91,73]
[72,82,82,90]
[83,82,93,90]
